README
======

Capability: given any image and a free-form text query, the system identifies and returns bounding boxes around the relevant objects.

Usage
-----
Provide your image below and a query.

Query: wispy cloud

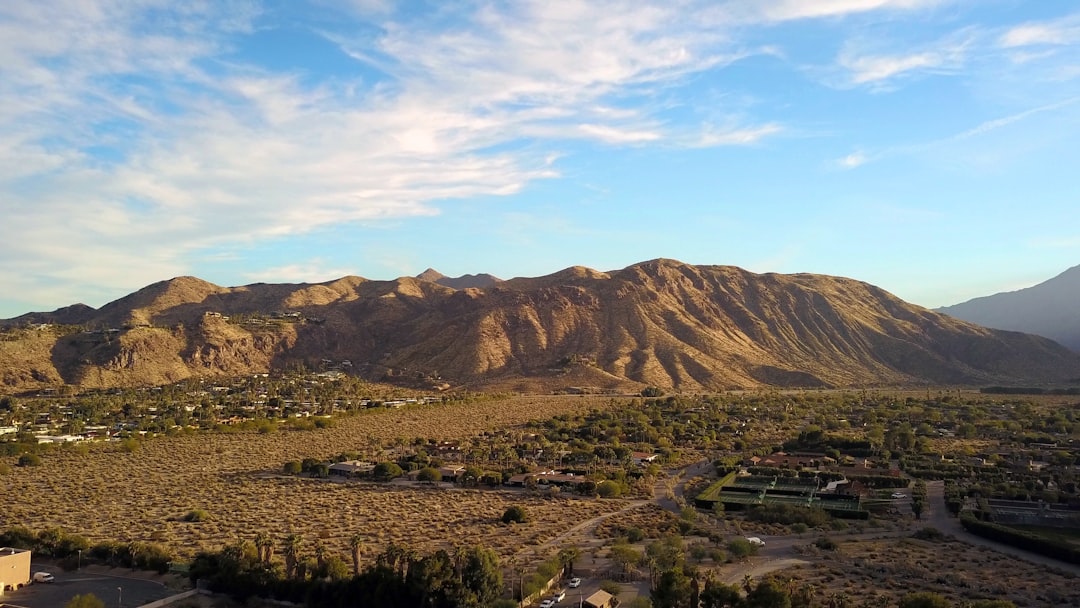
[834,33,970,88]
[749,0,942,22]
[1000,15,1080,48]
[0,0,786,310]
[836,151,868,169]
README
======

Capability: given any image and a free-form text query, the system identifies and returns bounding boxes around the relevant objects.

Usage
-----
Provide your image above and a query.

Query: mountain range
[2,259,1078,394]
[937,265,1080,352]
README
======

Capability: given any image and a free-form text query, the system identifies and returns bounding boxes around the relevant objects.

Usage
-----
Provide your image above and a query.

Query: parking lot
[1,564,174,608]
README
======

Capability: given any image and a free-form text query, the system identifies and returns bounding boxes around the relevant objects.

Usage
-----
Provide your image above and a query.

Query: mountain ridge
[937,265,1080,351]
[3,259,1079,394]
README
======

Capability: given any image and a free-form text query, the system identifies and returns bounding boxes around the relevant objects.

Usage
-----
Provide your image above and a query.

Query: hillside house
[0,547,30,594]
[633,452,658,466]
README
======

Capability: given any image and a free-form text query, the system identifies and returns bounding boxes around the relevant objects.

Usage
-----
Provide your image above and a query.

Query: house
[438,465,466,482]
[632,452,658,466]
[584,589,615,608]
[328,461,375,478]
[0,547,31,594]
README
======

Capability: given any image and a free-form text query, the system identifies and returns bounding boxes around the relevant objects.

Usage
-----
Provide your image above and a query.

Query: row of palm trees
[251,531,366,579]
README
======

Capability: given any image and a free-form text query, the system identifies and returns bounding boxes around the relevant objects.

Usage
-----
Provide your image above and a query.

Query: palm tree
[254,532,273,566]
[283,534,303,579]
[349,534,364,576]
[557,546,581,578]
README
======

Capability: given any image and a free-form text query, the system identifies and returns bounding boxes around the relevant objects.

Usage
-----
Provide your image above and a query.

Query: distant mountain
[2,259,1079,393]
[938,265,1080,351]
[415,268,502,290]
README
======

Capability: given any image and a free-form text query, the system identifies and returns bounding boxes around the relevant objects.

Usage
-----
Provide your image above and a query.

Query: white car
[554,591,566,601]
[539,601,556,608]
[891,492,907,499]
[33,572,55,583]
[745,536,765,547]
[568,577,582,588]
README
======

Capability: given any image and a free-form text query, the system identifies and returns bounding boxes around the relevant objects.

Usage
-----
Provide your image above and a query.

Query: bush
[814,536,838,551]
[626,527,645,543]
[18,453,42,467]
[283,460,302,475]
[119,438,140,453]
[600,580,622,596]
[0,462,11,475]
[596,480,623,498]
[184,509,210,522]
[502,505,529,524]
[726,538,758,559]
[417,467,442,483]
[912,527,945,542]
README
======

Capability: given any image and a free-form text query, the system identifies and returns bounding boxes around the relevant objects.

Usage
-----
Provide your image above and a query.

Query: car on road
[32,572,55,583]
[553,590,566,601]
[539,600,556,608]
[891,492,907,499]
[568,577,582,588]
[745,536,765,547]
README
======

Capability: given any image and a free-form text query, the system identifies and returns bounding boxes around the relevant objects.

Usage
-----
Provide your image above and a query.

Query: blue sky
[1,0,1079,318]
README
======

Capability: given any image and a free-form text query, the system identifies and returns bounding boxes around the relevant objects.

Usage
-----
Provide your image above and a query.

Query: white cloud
[837,151,868,169]
[1000,19,1080,48]
[244,261,359,284]
[835,34,969,87]
[750,0,941,22]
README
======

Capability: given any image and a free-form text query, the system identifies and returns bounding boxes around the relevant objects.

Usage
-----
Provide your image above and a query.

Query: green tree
[746,579,791,608]
[651,568,691,608]
[502,505,529,524]
[700,578,743,608]
[65,594,106,608]
[558,546,581,578]
[374,461,404,481]
[456,545,503,607]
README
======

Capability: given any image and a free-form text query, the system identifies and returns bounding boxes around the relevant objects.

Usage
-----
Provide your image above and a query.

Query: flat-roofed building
[0,547,31,595]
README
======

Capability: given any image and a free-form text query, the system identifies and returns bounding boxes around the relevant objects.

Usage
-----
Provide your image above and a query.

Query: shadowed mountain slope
[3,259,1079,393]
[938,265,1080,352]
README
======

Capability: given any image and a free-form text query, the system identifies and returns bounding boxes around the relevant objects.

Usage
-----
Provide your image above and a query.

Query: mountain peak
[938,264,1080,351]
[416,268,446,282]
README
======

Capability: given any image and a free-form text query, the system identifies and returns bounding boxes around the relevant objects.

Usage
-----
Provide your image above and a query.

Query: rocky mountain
[938,265,1080,352]
[3,259,1079,393]
[415,269,502,290]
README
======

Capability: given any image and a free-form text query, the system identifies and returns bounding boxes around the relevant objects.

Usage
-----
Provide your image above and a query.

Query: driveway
[1,564,174,608]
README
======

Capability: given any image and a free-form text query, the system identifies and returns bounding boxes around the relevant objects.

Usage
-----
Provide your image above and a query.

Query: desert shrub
[184,509,211,522]
[283,460,302,475]
[66,594,106,608]
[626,527,645,542]
[417,467,441,482]
[314,417,334,429]
[899,592,951,608]
[502,505,529,524]
[814,536,838,551]
[119,438,140,453]
[725,538,758,559]
[18,453,42,467]
[596,480,623,498]
[912,527,945,542]
[790,523,808,534]
[0,462,11,475]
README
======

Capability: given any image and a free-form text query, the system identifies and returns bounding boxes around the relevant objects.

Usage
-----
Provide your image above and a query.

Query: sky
[1,0,1078,318]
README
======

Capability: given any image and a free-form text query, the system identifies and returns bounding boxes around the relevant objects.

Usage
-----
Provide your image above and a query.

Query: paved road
[1,564,172,608]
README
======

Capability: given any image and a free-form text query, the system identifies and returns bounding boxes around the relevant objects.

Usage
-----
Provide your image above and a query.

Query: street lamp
[77,549,82,571]
[117,585,122,608]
